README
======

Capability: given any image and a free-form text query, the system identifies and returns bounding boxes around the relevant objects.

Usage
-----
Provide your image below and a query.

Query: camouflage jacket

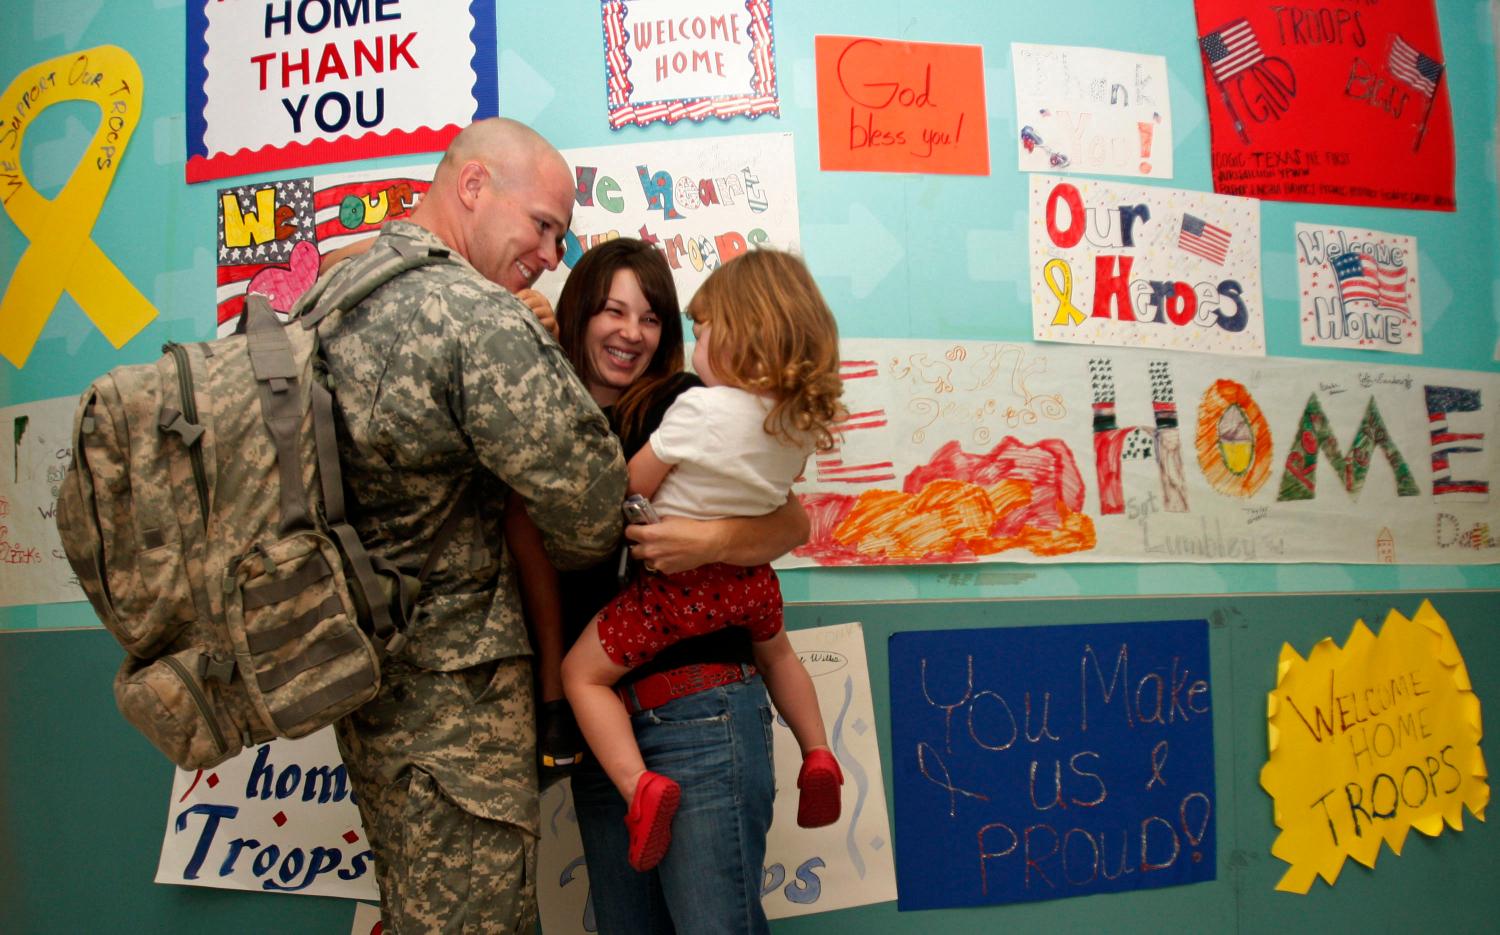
[316,221,625,670]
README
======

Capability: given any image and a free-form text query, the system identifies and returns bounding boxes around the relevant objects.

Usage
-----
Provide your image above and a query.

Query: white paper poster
[537,622,898,930]
[1029,174,1265,356]
[187,0,495,182]
[784,338,1499,568]
[1295,223,1422,354]
[1012,43,1173,179]
[157,730,378,900]
[213,133,801,336]
[534,133,802,312]
[602,0,779,128]
[0,395,85,607]
[349,901,382,934]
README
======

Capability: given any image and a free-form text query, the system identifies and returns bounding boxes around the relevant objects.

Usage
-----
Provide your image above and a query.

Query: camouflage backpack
[56,239,458,770]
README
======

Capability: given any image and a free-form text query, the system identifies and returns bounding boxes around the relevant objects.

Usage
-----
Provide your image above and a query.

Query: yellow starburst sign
[1260,600,1488,893]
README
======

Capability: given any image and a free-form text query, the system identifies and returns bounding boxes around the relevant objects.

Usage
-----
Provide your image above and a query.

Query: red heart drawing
[247,240,320,312]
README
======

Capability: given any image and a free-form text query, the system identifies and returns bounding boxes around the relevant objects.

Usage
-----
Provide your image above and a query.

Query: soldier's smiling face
[468,151,574,294]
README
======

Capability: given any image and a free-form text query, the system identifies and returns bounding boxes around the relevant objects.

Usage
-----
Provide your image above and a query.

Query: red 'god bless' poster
[1193,0,1454,211]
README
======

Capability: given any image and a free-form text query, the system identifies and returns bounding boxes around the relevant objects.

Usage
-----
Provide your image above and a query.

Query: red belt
[618,663,755,715]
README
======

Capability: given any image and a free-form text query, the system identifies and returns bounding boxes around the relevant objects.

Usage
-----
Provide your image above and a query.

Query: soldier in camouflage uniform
[316,119,626,932]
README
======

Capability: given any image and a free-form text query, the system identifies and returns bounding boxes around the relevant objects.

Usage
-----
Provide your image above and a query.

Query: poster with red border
[602,0,779,129]
[185,0,497,183]
[1192,0,1454,211]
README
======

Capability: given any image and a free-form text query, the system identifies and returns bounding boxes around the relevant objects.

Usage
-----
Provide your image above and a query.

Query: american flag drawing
[1332,252,1410,314]
[1388,35,1443,97]
[1200,19,1266,84]
[1427,386,1488,497]
[1177,214,1231,265]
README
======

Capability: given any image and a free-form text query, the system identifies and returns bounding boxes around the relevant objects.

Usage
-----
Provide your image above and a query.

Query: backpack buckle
[158,408,205,447]
[199,652,236,685]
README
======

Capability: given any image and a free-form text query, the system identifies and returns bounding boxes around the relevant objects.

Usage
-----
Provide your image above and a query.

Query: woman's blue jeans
[571,673,776,934]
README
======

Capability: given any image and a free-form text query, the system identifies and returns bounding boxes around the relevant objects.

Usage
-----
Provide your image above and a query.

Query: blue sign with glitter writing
[889,618,1216,910]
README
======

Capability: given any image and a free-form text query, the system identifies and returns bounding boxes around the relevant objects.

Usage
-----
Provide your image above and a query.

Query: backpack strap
[298,234,453,329]
[298,233,459,655]
[244,293,313,535]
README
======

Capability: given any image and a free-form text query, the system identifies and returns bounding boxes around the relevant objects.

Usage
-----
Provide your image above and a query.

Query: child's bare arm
[627,443,674,500]
[626,494,809,575]
[751,631,828,755]
[505,492,565,702]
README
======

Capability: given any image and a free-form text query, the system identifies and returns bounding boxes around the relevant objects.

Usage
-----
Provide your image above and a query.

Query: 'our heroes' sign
[186,0,498,183]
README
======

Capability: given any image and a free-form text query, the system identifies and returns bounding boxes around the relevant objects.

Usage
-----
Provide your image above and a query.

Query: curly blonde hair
[686,249,844,452]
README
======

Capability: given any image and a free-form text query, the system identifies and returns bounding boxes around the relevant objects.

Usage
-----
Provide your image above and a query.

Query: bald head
[436,118,567,189]
[413,118,575,292]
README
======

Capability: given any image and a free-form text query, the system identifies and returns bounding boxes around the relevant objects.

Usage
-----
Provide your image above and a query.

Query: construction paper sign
[889,619,1216,910]
[214,164,432,334]
[533,133,801,310]
[1012,43,1173,179]
[0,396,85,607]
[185,0,497,183]
[213,134,799,332]
[1295,223,1421,354]
[0,46,156,368]
[1260,600,1488,893]
[1028,175,1265,356]
[1193,0,1454,210]
[816,35,989,175]
[157,729,378,900]
[602,0,779,128]
[216,176,318,331]
[538,623,898,930]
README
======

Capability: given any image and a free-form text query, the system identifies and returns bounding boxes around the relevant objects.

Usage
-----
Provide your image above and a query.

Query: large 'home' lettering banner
[785,338,1500,568]
[186,0,498,182]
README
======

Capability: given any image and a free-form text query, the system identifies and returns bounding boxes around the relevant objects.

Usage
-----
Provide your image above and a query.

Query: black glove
[538,698,585,771]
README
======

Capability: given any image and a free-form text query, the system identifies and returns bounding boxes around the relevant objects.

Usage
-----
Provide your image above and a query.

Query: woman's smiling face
[583,268,663,406]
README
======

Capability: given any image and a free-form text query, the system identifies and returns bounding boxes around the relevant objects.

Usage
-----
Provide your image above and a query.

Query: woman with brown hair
[540,239,809,933]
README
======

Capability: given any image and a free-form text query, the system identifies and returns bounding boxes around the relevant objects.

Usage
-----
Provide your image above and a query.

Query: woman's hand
[625,495,809,574]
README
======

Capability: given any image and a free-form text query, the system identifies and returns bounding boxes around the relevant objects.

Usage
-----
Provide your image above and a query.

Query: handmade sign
[1193,0,1453,210]
[1028,175,1264,356]
[0,46,155,368]
[783,338,1500,568]
[215,164,431,333]
[185,0,497,182]
[537,623,898,929]
[157,730,377,899]
[890,619,1216,909]
[216,134,799,331]
[1012,43,1172,179]
[602,0,779,128]
[0,396,85,607]
[1295,223,1420,354]
[1260,600,1488,892]
[815,35,989,175]
[532,133,802,309]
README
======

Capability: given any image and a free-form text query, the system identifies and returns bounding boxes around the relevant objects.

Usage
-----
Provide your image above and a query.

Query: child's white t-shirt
[647,386,813,522]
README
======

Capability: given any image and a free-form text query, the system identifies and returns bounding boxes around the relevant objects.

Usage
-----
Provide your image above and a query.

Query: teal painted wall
[2,1,1498,931]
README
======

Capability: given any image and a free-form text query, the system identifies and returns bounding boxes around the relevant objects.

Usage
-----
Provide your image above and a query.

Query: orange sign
[815,35,989,175]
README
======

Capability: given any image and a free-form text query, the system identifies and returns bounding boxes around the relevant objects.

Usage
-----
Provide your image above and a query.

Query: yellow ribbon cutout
[0,46,156,368]
[1043,258,1086,327]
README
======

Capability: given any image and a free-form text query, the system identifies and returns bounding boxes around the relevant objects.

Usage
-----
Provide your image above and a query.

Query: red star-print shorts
[595,562,783,668]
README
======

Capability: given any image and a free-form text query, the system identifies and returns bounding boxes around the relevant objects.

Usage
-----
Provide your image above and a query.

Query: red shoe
[625,771,681,871]
[797,749,844,828]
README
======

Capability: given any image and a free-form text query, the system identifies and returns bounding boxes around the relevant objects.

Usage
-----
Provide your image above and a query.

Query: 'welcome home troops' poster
[1193,0,1454,210]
